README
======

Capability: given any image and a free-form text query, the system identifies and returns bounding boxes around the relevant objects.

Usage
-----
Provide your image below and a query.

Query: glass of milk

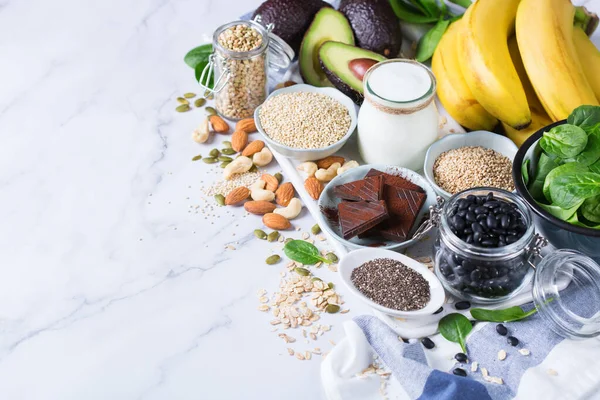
[357,59,439,171]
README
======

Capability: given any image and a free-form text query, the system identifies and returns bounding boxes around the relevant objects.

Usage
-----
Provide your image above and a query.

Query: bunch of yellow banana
[432,0,600,147]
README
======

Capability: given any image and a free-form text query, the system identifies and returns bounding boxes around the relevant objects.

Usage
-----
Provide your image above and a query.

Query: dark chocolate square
[333,175,384,202]
[338,200,389,240]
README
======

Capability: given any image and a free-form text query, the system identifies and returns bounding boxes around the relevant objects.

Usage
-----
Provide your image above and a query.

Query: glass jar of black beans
[433,188,537,303]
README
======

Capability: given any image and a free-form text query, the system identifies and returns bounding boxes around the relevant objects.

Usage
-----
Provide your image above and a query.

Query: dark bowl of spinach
[513,106,600,263]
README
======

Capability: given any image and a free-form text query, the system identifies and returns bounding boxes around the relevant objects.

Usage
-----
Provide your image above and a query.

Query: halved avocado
[319,41,386,105]
[299,8,354,87]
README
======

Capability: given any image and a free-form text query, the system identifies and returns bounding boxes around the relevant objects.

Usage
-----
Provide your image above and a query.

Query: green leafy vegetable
[564,130,600,166]
[184,44,212,69]
[539,202,583,220]
[283,240,330,265]
[543,162,588,203]
[582,194,600,223]
[522,159,530,186]
[415,18,450,62]
[567,212,600,228]
[448,0,472,7]
[549,172,600,209]
[567,105,600,134]
[540,124,588,159]
[389,0,440,23]
[438,313,472,353]
[590,159,600,174]
[416,0,441,17]
[527,153,558,201]
[471,306,538,322]
[405,0,431,16]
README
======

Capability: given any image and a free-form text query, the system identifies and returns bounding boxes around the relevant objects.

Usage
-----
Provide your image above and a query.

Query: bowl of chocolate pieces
[318,165,437,251]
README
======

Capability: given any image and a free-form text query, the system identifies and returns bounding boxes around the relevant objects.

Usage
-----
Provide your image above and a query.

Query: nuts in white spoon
[274,198,302,220]
[337,160,359,175]
[315,162,341,182]
[192,118,210,143]
[250,179,266,191]
[297,162,318,177]
[223,156,253,180]
[253,147,273,167]
[251,188,275,202]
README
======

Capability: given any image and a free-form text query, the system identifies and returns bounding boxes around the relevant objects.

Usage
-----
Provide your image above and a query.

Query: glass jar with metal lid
[199,18,294,121]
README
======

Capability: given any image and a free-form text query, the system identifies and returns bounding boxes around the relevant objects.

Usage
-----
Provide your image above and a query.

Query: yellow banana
[503,36,553,147]
[459,0,531,130]
[573,26,600,102]
[432,20,498,131]
[516,0,598,121]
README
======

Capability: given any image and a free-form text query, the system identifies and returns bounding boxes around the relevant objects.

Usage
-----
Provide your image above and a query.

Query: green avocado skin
[339,0,402,57]
[252,0,331,53]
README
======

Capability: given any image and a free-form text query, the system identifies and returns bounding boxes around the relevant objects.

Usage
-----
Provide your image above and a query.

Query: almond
[244,200,277,215]
[304,177,323,200]
[225,186,250,205]
[235,118,257,134]
[209,115,229,134]
[263,213,291,230]
[316,156,345,169]
[261,173,279,192]
[275,182,294,206]
[231,130,248,153]
[242,140,265,157]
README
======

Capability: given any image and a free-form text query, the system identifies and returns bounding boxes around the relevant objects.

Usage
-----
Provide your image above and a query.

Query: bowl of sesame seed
[254,84,357,161]
[423,131,518,199]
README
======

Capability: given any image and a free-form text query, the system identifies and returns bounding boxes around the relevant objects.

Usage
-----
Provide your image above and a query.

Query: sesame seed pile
[204,170,263,196]
[433,146,514,194]
[258,92,351,149]
[351,258,430,311]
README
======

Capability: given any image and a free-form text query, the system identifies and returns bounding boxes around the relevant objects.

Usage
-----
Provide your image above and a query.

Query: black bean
[496,324,508,336]
[465,234,474,244]
[481,238,498,247]
[476,213,487,222]
[454,352,468,363]
[457,209,467,218]
[455,266,467,276]
[464,228,473,234]
[486,215,498,228]
[472,222,484,233]
[506,235,518,244]
[470,270,482,282]
[421,337,435,349]
[467,195,477,203]
[486,192,494,202]
[473,231,483,243]
[474,206,487,215]
[468,204,477,212]
[455,301,471,310]
[458,199,469,210]
[507,336,519,346]
[434,306,444,315]
[484,201,500,208]
[453,368,467,377]
[466,211,477,222]
[452,215,466,230]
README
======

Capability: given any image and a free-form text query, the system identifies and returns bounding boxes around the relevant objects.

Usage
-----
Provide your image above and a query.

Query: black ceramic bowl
[512,120,600,263]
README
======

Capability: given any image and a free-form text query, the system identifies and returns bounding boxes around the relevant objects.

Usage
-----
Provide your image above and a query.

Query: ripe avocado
[319,41,386,105]
[339,0,402,57]
[299,8,354,87]
[252,0,331,53]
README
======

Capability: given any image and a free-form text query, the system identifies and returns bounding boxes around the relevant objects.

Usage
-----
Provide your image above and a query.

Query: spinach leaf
[415,18,450,62]
[528,153,558,202]
[590,159,600,174]
[540,124,588,159]
[539,201,583,221]
[549,172,600,209]
[567,105,600,134]
[195,63,214,88]
[564,130,600,166]
[471,306,538,322]
[567,212,600,229]
[389,0,440,23]
[284,240,330,265]
[438,313,472,353]
[522,159,530,186]
[582,194,600,223]
[543,162,588,203]
[184,44,213,69]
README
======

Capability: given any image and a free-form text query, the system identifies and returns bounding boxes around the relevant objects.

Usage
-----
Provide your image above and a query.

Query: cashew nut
[223,156,252,180]
[250,179,266,191]
[274,198,302,220]
[191,118,210,143]
[296,161,318,177]
[251,188,275,202]
[315,162,341,182]
[252,147,273,167]
[337,160,360,175]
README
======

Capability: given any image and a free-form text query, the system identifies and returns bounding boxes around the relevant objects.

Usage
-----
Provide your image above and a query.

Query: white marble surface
[0,0,383,399]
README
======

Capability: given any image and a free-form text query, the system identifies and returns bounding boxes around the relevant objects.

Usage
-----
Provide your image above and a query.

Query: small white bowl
[423,131,518,199]
[339,248,445,318]
[253,84,357,161]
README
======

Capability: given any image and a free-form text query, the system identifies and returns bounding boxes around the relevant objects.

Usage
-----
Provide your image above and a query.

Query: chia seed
[351,258,431,311]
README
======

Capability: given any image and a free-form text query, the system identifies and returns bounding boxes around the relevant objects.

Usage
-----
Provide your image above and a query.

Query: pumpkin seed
[183,92,196,99]
[214,194,225,206]
[209,148,220,158]
[249,164,258,173]
[325,253,338,263]
[202,157,217,164]
[220,161,231,168]
[267,231,280,242]
[221,148,236,155]
[285,238,293,244]
[192,154,202,161]
[205,106,217,115]
[274,173,283,183]
[311,224,321,235]
[218,156,232,162]
[326,304,340,314]
[254,229,267,240]
[328,282,335,289]
[207,93,214,100]
[176,97,189,104]
[294,267,310,276]
[222,141,232,149]
[176,104,191,112]
[266,255,281,265]
[194,98,206,107]
[311,277,322,282]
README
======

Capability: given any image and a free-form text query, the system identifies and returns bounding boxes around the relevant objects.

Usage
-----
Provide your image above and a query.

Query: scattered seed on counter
[421,337,435,349]
[507,336,519,346]
[351,258,431,311]
[519,348,530,356]
[547,369,558,376]
[453,368,467,377]
[455,353,468,363]
[454,301,471,310]
[433,146,514,194]
[471,362,478,372]
[498,350,507,361]
[434,306,444,315]
[496,324,508,336]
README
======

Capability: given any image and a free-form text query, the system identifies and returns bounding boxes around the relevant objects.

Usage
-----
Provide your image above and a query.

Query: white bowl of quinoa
[423,131,518,199]
[254,84,357,161]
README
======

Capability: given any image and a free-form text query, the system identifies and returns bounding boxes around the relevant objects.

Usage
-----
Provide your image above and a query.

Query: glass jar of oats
[206,19,294,121]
